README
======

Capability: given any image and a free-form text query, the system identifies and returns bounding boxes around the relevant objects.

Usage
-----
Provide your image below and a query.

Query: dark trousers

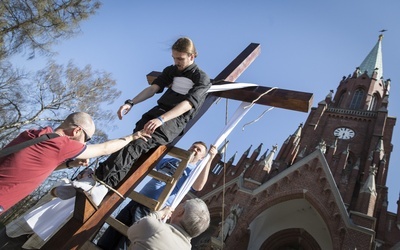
[97,201,150,250]
[97,137,163,187]
[0,227,29,250]
[96,106,186,187]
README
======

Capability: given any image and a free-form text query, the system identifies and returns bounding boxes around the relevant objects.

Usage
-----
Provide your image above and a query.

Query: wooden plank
[105,217,129,236]
[128,191,160,209]
[127,147,193,211]
[149,169,174,183]
[42,145,169,250]
[151,150,194,211]
[146,73,313,113]
[212,84,313,113]
[167,147,194,160]
[73,189,98,223]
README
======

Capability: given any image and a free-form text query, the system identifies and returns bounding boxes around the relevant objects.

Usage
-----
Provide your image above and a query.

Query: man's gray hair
[180,198,210,238]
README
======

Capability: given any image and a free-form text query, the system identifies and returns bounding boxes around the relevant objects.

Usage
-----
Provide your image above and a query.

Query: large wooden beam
[212,83,313,113]
[147,72,313,113]
[42,146,169,250]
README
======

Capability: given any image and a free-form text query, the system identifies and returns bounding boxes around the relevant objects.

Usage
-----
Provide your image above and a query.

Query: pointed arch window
[367,93,379,111]
[336,90,346,108]
[345,153,355,172]
[349,88,364,109]
[212,162,223,175]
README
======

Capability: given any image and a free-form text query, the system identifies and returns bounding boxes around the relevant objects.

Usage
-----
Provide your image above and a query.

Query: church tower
[296,34,394,217]
[192,35,400,250]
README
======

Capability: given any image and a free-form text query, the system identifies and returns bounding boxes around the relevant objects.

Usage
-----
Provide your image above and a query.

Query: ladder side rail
[152,149,194,211]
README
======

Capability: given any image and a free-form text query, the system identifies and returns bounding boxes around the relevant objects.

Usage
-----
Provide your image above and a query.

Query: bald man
[0,112,150,214]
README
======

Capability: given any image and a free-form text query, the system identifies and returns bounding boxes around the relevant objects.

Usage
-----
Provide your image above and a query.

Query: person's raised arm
[55,131,151,170]
[117,84,160,120]
[192,145,217,191]
[76,131,150,160]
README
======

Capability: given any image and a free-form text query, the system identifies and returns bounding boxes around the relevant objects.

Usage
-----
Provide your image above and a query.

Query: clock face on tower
[333,127,355,140]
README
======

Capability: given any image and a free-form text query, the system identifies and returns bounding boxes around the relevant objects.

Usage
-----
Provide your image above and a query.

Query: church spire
[359,35,383,80]
[332,35,388,111]
[260,144,278,173]
[218,140,229,155]
[356,164,378,216]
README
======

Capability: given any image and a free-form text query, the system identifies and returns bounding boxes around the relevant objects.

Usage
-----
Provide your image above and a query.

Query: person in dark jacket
[96,37,212,187]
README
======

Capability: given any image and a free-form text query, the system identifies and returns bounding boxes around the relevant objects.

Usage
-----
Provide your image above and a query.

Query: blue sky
[17,1,400,211]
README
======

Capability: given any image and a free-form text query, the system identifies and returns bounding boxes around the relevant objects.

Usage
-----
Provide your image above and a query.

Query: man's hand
[209,145,217,159]
[117,104,133,120]
[132,130,152,141]
[69,159,90,168]
[158,206,174,221]
[143,118,163,134]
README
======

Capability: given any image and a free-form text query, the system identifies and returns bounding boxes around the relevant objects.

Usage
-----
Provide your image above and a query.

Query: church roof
[359,35,383,80]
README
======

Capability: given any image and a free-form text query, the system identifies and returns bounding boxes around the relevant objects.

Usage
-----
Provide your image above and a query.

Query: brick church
[189,35,400,249]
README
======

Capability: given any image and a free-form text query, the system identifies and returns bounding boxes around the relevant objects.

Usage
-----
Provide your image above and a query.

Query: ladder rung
[148,169,174,183]
[105,216,129,236]
[128,191,159,209]
[167,147,193,161]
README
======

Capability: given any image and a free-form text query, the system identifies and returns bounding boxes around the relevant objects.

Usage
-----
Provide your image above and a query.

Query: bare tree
[0,59,120,146]
[0,0,101,60]
[0,59,120,219]
[0,0,125,226]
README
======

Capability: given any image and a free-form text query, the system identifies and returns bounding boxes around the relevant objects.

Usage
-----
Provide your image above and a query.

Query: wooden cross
[43,43,313,249]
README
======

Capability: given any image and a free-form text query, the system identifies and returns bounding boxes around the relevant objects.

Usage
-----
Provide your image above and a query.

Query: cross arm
[211,82,313,113]
[146,73,313,113]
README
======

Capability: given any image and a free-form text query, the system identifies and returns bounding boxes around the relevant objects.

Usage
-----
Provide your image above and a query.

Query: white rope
[242,107,274,131]
[241,87,278,130]
[244,87,278,109]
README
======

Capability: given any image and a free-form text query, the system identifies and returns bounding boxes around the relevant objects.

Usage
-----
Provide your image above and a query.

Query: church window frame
[349,88,365,110]
[212,162,223,175]
[336,90,346,108]
[367,92,379,111]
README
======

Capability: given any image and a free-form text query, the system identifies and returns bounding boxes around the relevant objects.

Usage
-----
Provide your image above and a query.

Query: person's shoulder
[58,136,85,151]
[191,64,210,81]
[24,126,53,138]
[138,215,162,229]
[190,62,204,71]
[162,64,176,73]
[39,126,54,134]
[12,127,56,143]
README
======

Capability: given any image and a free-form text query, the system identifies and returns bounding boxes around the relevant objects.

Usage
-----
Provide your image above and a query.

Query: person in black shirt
[96,37,211,187]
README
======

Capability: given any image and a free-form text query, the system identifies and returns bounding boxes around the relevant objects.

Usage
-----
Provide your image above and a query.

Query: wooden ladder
[41,145,193,250]
[103,147,194,238]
